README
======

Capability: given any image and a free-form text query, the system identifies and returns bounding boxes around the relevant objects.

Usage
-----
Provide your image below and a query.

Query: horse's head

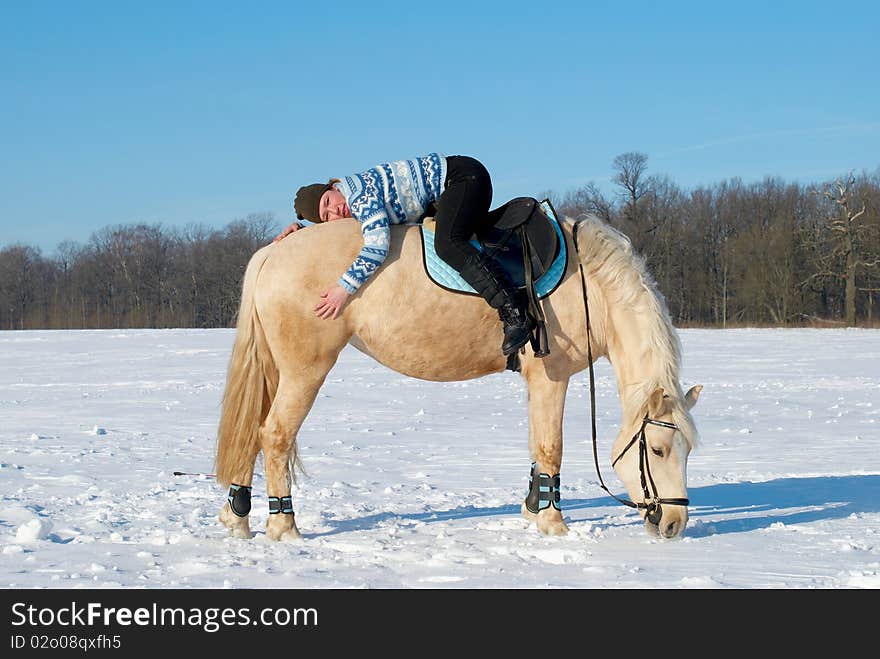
[612,384,702,539]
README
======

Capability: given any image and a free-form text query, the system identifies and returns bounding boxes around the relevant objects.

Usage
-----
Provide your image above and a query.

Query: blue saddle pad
[420,199,566,300]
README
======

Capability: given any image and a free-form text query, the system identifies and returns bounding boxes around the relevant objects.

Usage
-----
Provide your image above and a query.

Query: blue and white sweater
[334,153,447,293]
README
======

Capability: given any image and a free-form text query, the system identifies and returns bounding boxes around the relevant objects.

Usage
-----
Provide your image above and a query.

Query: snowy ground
[1,328,878,589]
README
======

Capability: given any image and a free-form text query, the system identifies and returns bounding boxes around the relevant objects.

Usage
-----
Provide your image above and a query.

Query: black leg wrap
[525,463,561,513]
[526,463,539,514]
[227,484,252,517]
[268,496,294,515]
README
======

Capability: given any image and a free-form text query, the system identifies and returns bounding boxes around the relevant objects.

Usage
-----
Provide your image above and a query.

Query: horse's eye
[651,446,665,458]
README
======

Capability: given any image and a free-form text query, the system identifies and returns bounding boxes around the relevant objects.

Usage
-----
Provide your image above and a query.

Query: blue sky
[2,1,878,253]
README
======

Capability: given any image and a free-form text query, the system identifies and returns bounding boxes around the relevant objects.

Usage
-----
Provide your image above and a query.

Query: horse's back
[255,221,507,381]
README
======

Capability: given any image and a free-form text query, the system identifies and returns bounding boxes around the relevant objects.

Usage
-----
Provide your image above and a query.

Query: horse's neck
[570,217,681,423]
[599,294,678,421]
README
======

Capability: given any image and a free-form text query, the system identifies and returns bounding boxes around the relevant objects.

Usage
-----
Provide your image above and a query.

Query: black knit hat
[294,182,333,222]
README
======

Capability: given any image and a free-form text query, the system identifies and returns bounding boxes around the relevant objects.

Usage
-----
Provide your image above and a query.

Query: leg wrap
[525,463,561,514]
[227,484,252,517]
[268,496,294,515]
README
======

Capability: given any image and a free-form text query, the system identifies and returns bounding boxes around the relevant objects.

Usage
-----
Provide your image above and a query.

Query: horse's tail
[215,245,278,487]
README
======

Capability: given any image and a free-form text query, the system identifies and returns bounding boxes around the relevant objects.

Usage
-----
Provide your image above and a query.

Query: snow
[1,327,878,589]
[14,517,53,543]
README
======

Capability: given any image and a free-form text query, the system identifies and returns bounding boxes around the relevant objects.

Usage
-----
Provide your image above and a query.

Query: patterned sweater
[334,153,447,293]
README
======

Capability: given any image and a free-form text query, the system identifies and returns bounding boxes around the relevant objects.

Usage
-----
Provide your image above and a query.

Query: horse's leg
[260,366,332,541]
[521,370,570,536]
[218,449,260,539]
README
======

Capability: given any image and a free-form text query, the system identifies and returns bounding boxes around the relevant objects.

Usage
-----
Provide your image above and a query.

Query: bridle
[572,220,689,525]
[606,414,690,524]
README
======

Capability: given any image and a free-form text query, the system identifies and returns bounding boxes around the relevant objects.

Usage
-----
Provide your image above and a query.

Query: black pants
[432,155,494,272]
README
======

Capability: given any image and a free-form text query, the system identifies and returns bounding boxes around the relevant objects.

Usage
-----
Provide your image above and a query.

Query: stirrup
[530,321,549,358]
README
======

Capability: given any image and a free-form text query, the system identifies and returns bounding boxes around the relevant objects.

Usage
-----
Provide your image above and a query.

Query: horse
[213,213,702,541]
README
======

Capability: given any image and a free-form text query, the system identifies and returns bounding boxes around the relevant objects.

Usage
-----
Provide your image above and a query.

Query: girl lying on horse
[274,153,534,356]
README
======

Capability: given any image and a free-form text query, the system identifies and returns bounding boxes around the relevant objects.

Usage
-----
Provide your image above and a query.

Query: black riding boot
[498,295,534,355]
[459,252,535,356]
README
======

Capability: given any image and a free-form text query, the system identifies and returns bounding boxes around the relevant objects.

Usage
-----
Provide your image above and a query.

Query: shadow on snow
[305,474,880,539]
[681,474,880,537]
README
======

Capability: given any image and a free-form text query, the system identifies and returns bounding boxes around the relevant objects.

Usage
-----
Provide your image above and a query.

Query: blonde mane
[568,214,699,448]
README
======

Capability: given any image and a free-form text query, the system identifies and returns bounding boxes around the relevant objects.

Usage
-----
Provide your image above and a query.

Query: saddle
[482,197,560,288]
[420,197,566,365]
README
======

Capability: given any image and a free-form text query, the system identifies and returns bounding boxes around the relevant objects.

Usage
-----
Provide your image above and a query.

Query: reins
[571,220,689,524]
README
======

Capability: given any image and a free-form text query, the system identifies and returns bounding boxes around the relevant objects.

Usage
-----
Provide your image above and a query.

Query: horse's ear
[648,388,666,416]
[684,384,703,410]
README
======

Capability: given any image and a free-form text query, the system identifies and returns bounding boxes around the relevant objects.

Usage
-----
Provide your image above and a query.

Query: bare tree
[612,152,649,219]
[0,244,40,329]
[640,174,685,310]
[555,182,615,224]
[611,152,655,256]
[802,174,879,326]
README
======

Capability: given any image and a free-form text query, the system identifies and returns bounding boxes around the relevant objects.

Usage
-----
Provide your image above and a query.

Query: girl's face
[319,188,351,222]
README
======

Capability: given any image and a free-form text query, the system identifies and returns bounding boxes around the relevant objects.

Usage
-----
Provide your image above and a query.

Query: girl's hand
[315,285,351,320]
[272,222,302,243]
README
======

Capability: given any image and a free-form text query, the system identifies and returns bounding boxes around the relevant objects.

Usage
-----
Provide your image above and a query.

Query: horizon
[2,1,879,255]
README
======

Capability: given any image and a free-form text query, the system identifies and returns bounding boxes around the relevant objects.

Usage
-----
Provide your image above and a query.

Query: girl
[274,153,534,356]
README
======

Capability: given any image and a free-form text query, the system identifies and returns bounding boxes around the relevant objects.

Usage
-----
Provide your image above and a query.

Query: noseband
[573,220,689,525]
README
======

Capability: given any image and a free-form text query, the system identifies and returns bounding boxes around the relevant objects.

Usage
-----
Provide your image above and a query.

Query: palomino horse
[214,214,702,541]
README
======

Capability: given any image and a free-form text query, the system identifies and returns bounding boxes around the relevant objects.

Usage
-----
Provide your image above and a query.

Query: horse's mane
[567,214,699,448]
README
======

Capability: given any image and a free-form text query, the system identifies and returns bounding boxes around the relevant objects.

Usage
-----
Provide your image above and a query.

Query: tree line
[549,154,879,327]
[0,213,277,330]
[1,156,879,330]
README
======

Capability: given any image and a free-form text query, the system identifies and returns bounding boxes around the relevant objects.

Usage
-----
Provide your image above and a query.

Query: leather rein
[571,220,689,525]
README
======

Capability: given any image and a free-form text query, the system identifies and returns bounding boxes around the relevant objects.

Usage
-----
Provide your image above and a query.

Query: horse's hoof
[278,528,302,542]
[521,501,538,523]
[266,527,302,542]
[265,517,301,542]
[537,514,569,536]
[219,503,252,539]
